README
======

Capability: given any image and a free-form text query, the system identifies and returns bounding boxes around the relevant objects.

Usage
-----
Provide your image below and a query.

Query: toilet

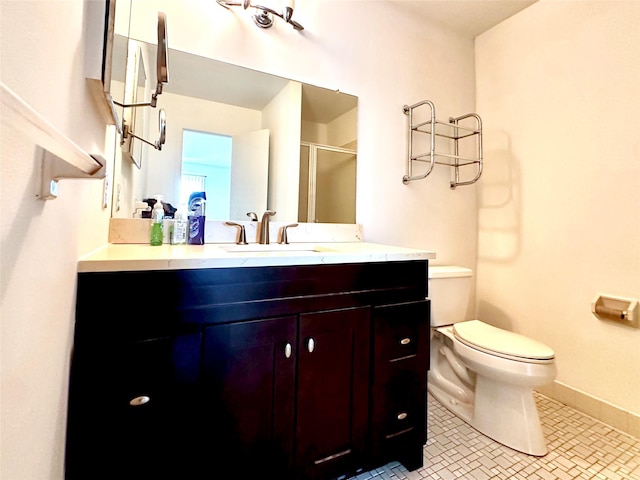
[427,266,556,456]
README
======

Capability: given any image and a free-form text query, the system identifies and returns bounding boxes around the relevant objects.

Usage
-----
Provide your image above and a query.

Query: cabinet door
[296,307,371,479]
[371,300,430,471]
[202,316,297,477]
[65,333,202,479]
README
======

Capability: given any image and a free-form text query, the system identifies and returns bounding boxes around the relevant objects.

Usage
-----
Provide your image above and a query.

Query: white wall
[475,0,640,419]
[128,0,480,267]
[1,3,477,478]
[1,1,113,479]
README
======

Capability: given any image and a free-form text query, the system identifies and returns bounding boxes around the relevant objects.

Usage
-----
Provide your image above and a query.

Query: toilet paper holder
[591,294,639,328]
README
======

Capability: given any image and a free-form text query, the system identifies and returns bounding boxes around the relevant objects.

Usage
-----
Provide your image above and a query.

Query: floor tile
[351,393,640,480]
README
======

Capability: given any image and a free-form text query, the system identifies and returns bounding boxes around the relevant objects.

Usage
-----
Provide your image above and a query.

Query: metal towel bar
[1,82,106,200]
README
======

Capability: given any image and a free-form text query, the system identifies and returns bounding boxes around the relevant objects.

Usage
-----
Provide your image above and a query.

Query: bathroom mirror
[107,0,357,223]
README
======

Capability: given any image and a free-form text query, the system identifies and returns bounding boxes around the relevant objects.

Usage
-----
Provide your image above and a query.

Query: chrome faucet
[259,210,276,244]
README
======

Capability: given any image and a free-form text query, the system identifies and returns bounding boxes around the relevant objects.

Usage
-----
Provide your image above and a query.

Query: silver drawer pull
[397,412,408,420]
[307,337,315,353]
[400,337,411,345]
[129,395,150,407]
[284,342,292,358]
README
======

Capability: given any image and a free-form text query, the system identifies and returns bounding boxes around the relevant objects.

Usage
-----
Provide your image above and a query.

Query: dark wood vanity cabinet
[66,260,429,480]
[296,307,371,479]
[202,316,298,476]
[371,300,431,471]
[202,307,370,478]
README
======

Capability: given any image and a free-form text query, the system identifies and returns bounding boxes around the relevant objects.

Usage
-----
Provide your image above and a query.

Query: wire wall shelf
[403,99,483,189]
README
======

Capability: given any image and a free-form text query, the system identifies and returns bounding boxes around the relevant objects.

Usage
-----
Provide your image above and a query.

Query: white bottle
[171,205,188,245]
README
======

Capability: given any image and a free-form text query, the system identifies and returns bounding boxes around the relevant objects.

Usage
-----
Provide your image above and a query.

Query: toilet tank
[428,266,473,327]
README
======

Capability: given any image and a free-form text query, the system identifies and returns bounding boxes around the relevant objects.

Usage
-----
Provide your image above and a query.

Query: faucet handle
[279,223,299,244]
[224,222,248,245]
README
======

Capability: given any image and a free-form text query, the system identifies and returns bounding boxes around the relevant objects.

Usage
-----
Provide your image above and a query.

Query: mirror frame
[89,0,122,134]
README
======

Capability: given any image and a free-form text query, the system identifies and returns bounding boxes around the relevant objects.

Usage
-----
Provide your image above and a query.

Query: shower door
[299,143,357,224]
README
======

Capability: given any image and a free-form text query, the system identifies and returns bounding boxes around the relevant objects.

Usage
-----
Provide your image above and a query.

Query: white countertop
[78,242,436,273]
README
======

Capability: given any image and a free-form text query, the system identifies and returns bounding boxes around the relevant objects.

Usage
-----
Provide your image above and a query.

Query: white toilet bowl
[427,267,556,456]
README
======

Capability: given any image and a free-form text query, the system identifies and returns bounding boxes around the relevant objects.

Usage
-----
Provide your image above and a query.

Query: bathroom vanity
[65,243,434,479]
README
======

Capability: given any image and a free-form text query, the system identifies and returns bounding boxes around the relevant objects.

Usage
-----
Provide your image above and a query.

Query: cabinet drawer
[379,365,424,436]
[371,299,430,469]
[374,300,430,362]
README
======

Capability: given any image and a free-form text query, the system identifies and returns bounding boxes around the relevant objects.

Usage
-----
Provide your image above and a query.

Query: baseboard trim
[536,381,640,439]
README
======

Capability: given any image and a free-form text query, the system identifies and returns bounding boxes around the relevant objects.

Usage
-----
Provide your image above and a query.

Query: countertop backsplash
[109,218,364,245]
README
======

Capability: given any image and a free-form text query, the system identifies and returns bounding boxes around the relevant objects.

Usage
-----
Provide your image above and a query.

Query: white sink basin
[220,244,325,253]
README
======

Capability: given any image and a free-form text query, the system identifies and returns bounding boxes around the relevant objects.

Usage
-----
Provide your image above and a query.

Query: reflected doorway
[180,129,269,221]
[181,129,232,219]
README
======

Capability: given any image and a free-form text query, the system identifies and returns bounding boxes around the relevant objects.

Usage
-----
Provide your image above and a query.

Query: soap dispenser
[149,195,164,246]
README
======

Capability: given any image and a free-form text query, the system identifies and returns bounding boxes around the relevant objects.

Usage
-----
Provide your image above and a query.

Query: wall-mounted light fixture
[216,0,304,30]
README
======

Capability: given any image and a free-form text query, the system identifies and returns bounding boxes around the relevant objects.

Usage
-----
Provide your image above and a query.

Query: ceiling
[390,0,538,37]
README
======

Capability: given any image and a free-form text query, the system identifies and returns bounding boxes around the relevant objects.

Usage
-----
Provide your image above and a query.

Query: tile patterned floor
[352,393,640,480]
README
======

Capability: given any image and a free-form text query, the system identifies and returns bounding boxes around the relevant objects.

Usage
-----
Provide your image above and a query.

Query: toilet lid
[453,320,555,361]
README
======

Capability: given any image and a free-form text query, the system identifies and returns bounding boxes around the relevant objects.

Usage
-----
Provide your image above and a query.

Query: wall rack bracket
[402,99,483,189]
[1,82,106,200]
[38,149,106,200]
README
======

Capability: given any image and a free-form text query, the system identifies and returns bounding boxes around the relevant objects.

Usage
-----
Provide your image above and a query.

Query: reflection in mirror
[179,128,269,220]
[299,143,356,223]
[157,109,166,146]
[229,129,270,219]
[110,39,357,223]
[123,108,167,153]
[150,11,168,107]
[115,11,169,168]
[114,11,169,110]
[109,31,128,131]
[120,41,148,167]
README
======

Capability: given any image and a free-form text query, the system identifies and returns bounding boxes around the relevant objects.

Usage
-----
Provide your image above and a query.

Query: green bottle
[150,197,164,246]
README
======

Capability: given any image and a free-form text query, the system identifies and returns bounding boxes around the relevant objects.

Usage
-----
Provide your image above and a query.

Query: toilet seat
[453,320,555,363]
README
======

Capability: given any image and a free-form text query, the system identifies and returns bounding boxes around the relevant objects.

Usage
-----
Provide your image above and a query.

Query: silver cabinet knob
[284,342,292,358]
[129,395,150,406]
[307,337,315,353]
[400,337,411,345]
[397,412,408,420]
